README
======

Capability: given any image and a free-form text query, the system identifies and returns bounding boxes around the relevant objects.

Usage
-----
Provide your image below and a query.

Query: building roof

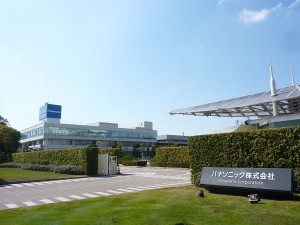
[169,85,300,118]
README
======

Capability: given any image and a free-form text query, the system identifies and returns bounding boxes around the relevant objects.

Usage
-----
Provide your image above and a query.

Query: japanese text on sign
[211,170,275,181]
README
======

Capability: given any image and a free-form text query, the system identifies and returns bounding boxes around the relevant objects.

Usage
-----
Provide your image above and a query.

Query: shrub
[189,127,300,192]
[119,156,140,165]
[0,162,22,168]
[294,170,300,193]
[122,160,147,166]
[53,165,84,175]
[120,156,137,162]
[12,147,98,175]
[85,147,99,175]
[150,147,189,168]
[191,171,202,187]
[21,164,54,172]
[2,162,84,175]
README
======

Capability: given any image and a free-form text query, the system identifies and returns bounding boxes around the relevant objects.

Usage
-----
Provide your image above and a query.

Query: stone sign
[200,167,293,193]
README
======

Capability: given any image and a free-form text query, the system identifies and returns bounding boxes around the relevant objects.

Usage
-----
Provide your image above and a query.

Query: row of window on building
[21,126,156,140]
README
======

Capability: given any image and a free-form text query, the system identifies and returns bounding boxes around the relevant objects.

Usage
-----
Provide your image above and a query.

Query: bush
[294,170,300,193]
[120,156,143,166]
[120,156,137,162]
[85,147,99,175]
[122,160,147,166]
[119,156,137,165]
[0,162,22,168]
[2,162,84,175]
[191,171,202,187]
[52,165,84,175]
[150,147,189,168]
[189,127,300,192]
[21,164,54,172]
[12,147,98,175]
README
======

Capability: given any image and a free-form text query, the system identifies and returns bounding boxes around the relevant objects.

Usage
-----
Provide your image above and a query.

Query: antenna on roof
[269,53,277,97]
[269,52,278,116]
[291,64,296,86]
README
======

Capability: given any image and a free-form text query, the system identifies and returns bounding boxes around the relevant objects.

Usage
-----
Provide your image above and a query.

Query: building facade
[20,103,157,153]
[156,135,188,146]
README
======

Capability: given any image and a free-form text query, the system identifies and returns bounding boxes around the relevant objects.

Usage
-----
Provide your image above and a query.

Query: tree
[132,143,141,158]
[0,115,9,126]
[0,124,21,162]
[111,141,122,149]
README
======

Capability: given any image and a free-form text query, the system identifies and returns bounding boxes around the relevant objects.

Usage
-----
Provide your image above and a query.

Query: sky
[1,0,300,136]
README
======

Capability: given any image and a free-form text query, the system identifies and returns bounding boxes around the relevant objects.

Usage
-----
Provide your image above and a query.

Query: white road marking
[117,188,135,193]
[41,181,54,185]
[40,199,54,204]
[5,204,19,209]
[89,178,104,180]
[130,172,190,180]
[55,197,71,202]
[32,182,44,185]
[153,184,169,187]
[94,192,112,196]
[12,184,23,187]
[106,190,123,194]
[143,185,161,188]
[5,186,13,189]
[70,195,85,200]
[136,186,156,190]
[23,201,37,206]
[127,187,144,191]
[50,181,63,184]
[82,193,98,198]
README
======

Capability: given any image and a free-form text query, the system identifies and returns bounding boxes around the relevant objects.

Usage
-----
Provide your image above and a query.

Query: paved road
[0,166,191,211]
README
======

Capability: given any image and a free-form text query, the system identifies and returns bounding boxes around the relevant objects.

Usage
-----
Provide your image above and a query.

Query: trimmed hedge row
[0,162,84,175]
[119,156,147,166]
[122,160,147,166]
[189,127,300,192]
[12,147,98,175]
[150,147,189,168]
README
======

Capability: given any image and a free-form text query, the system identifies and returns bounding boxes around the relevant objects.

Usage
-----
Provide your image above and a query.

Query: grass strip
[0,185,299,225]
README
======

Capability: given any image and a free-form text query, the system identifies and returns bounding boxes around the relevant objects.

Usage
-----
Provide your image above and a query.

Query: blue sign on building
[39,103,62,121]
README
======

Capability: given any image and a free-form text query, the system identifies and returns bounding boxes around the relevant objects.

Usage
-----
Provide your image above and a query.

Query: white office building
[20,103,157,152]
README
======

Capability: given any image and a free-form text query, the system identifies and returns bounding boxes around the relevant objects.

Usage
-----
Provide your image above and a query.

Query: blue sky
[1,0,300,135]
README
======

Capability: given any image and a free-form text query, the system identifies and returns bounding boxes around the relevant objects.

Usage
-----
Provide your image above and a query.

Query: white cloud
[239,8,269,24]
[288,0,300,8]
[239,3,282,25]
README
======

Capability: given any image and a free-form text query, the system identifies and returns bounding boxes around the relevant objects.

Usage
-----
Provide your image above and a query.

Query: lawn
[0,185,299,225]
[0,168,82,183]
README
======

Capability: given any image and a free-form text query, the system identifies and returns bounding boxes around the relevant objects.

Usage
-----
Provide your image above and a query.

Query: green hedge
[122,160,147,166]
[150,147,189,168]
[99,148,123,159]
[12,147,98,175]
[189,127,300,192]
[0,162,84,175]
[119,156,137,165]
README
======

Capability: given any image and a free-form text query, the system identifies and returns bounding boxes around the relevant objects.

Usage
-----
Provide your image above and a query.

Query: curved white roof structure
[169,85,300,118]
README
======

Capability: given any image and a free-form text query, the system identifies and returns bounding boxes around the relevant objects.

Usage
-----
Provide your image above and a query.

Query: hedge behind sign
[189,127,300,192]
[150,147,189,168]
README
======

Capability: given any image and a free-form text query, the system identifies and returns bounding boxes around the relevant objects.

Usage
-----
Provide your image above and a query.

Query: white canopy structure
[169,85,300,118]
[169,60,300,129]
